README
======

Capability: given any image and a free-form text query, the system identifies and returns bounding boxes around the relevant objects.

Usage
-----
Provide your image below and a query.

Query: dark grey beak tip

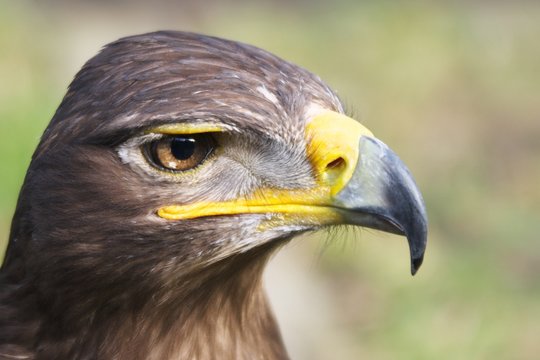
[408,223,428,276]
[411,254,424,276]
[404,210,428,276]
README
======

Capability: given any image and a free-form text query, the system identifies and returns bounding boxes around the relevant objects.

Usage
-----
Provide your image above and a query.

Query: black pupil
[170,137,196,160]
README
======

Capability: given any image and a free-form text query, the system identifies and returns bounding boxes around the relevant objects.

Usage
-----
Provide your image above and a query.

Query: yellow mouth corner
[157,110,374,222]
[158,187,335,221]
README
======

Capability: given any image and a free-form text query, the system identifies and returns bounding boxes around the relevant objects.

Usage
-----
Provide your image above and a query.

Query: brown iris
[146,134,215,172]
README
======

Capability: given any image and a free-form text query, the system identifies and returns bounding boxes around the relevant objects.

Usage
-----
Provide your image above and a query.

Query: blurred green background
[1,1,539,359]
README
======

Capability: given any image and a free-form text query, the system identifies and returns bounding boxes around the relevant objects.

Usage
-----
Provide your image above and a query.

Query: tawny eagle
[0,31,427,359]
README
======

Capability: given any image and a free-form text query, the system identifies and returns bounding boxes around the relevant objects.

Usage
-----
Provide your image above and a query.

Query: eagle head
[1,31,427,359]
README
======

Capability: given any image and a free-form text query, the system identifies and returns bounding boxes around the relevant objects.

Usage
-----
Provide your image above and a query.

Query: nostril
[326,157,345,170]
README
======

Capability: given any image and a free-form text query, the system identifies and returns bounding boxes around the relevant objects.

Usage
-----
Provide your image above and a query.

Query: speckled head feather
[0,31,427,360]
[43,31,343,150]
[0,31,347,360]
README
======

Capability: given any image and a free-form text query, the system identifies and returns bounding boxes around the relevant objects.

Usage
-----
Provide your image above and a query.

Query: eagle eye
[145,134,215,172]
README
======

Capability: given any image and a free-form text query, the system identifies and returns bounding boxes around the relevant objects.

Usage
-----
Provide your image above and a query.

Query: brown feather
[0,31,344,359]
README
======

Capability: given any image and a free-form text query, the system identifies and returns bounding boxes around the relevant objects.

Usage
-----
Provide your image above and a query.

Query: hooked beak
[333,136,427,275]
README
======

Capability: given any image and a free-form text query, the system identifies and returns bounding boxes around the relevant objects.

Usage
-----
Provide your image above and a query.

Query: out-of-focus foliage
[1,1,539,359]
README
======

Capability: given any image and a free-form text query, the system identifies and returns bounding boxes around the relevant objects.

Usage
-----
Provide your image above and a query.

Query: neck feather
[1,245,289,360]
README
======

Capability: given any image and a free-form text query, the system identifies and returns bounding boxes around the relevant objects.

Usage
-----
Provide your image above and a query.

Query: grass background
[1,1,539,359]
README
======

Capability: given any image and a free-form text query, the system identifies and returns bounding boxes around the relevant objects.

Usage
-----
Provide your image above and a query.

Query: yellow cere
[157,110,375,222]
[306,110,374,195]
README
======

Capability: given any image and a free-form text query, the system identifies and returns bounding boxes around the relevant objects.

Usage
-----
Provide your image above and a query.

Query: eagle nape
[0,31,427,360]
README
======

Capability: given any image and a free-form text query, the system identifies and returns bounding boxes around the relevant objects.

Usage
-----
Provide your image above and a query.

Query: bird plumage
[0,31,427,359]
